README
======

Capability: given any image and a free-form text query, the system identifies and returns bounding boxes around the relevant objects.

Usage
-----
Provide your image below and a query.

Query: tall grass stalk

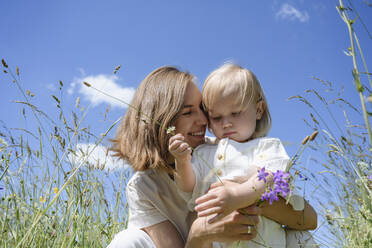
[338,0,372,146]
[289,2,371,246]
[0,62,130,247]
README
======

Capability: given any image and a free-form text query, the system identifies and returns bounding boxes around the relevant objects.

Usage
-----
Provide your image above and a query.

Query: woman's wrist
[186,217,212,248]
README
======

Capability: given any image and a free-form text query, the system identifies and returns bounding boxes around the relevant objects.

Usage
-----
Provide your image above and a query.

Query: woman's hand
[186,205,260,248]
[194,180,241,223]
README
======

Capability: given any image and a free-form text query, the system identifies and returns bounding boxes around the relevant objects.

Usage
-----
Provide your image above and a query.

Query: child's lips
[223,131,236,137]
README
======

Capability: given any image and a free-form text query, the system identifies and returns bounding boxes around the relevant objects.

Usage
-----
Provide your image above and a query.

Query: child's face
[208,97,262,142]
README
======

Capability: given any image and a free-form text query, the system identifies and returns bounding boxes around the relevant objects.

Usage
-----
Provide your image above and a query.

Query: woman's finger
[239,205,261,216]
[237,227,258,239]
[238,214,260,226]
[207,213,225,224]
[226,211,259,226]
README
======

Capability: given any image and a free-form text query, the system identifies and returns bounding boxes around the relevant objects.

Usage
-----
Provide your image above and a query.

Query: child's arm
[194,170,272,222]
[169,133,195,192]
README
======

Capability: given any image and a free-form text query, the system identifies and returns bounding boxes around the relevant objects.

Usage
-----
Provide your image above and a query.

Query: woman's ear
[256,100,265,120]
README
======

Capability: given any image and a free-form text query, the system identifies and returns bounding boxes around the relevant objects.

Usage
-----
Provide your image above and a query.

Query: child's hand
[194,180,241,224]
[169,133,192,162]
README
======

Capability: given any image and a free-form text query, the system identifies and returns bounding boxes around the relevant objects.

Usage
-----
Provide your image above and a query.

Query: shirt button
[217,154,224,160]
[216,170,222,176]
[221,139,226,145]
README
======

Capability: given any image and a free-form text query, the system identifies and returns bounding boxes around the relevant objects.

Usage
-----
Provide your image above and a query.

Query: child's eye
[232,111,241,117]
[182,111,192,116]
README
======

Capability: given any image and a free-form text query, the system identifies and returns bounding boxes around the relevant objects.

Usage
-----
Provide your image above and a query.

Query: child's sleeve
[255,138,304,211]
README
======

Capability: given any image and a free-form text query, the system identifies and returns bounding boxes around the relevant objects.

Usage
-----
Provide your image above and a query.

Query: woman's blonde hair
[111,66,194,172]
[203,63,271,138]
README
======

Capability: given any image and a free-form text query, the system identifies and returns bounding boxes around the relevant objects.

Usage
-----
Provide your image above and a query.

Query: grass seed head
[302,135,310,145]
[309,130,319,141]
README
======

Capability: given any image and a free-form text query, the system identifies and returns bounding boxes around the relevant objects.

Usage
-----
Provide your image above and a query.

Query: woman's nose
[196,108,208,125]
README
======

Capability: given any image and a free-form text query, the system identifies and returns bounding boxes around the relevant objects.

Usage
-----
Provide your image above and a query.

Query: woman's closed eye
[211,116,221,121]
[232,111,241,117]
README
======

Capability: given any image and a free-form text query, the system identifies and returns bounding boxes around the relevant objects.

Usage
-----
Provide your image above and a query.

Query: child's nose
[222,118,232,128]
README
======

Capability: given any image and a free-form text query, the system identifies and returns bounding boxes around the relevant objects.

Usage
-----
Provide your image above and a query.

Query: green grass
[0,68,130,247]
[288,1,372,246]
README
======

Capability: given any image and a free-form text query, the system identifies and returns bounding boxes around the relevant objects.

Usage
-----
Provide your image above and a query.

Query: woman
[108,66,317,247]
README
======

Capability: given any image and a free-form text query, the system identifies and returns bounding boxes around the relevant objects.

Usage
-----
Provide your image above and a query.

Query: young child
[169,63,317,248]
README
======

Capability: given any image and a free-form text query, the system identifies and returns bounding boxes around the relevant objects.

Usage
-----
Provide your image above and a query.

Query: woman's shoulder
[127,169,165,191]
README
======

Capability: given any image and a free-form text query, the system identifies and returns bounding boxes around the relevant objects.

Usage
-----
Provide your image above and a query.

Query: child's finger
[209,181,224,190]
[169,134,184,143]
[168,139,182,152]
[179,143,190,152]
[197,206,222,218]
[195,192,216,205]
[195,198,219,212]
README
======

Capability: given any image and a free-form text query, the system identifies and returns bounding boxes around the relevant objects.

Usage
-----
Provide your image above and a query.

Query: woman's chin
[187,135,205,148]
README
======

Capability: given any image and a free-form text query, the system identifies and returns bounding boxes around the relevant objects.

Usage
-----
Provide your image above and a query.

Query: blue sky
[2,0,371,163]
[1,0,371,245]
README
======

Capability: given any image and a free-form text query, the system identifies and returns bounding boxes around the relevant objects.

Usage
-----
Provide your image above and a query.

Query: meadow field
[0,1,371,247]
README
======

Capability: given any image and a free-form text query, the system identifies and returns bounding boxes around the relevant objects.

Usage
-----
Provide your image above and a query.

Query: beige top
[125,136,215,243]
[126,169,193,242]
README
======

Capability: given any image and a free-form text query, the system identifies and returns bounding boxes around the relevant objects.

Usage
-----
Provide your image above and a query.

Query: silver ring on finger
[247,225,252,234]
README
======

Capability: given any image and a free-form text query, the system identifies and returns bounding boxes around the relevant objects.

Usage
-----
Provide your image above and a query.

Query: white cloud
[69,73,135,109]
[68,143,130,171]
[276,3,309,23]
[46,83,57,91]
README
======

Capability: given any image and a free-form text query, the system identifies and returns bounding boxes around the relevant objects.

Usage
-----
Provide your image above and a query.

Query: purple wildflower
[297,172,309,181]
[273,170,289,182]
[261,188,279,205]
[257,167,269,183]
[260,169,291,205]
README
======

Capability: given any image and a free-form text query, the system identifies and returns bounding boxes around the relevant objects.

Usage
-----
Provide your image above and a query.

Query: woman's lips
[189,131,205,137]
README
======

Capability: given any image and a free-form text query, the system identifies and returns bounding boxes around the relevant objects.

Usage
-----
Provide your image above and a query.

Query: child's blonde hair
[202,63,271,138]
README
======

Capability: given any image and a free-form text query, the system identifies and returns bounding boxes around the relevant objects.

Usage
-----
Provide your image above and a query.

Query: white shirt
[185,137,304,248]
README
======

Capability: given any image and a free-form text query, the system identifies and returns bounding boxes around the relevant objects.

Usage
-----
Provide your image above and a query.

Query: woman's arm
[142,220,185,248]
[260,197,317,230]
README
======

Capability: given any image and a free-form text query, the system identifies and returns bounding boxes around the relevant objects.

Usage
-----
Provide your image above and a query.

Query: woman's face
[173,82,207,149]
